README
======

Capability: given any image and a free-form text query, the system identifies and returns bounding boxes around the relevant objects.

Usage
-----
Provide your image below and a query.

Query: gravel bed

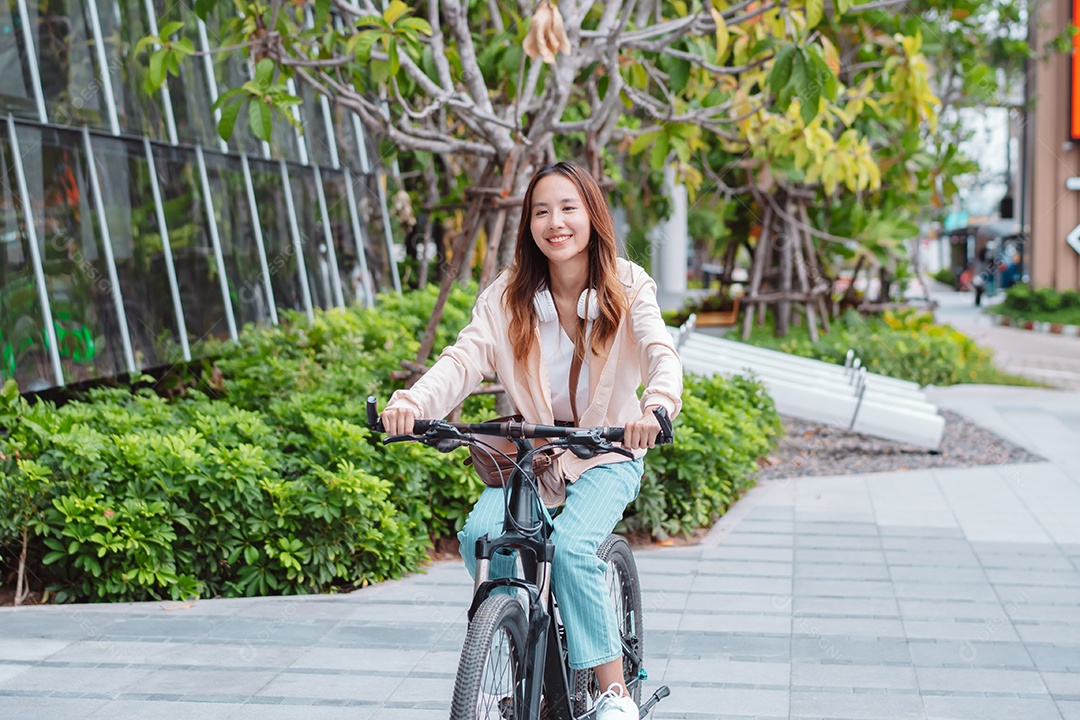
[757,409,1045,480]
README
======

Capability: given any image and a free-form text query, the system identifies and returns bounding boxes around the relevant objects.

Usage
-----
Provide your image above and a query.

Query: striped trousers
[457,458,643,670]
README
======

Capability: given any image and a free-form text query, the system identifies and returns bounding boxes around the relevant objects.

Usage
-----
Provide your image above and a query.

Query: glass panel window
[152,0,216,146]
[298,83,333,168]
[152,144,229,345]
[247,157,304,314]
[0,130,52,391]
[15,125,126,383]
[203,151,270,329]
[34,0,111,130]
[0,0,41,120]
[103,0,169,140]
[352,171,395,295]
[322,170,366,306]
[288,164,334,309]
[92,136,183,368]
[329,103,364,174]
[204,5,258,154]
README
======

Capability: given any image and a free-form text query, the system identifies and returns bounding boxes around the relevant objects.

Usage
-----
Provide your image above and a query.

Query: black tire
[450,594,529,720]
[570,534,644,715]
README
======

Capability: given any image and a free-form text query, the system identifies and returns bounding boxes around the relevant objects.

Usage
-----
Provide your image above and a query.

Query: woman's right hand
[381,406,416,436]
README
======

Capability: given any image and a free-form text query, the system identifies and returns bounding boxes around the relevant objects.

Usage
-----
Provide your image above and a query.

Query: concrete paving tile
[634,558,705,575]
[691,575,791,595]
[790,690,924,719]
[793,578,894,598]
[902,618,1021,642]
[888,566,989,583]
[700,546,793,562]
[884,549,981,567]
[793,521,879,536]
[0,639,71,662]
[923,696,1063,720]
[914,666,1050,694]
[105,615,225,640]
[793,563,891,581]
[0,695,111,715]
[791,597,900,618]
[696,560,793,578]
[659,613,791,634]
[0,665,29,684]
[670,633,790,661]
[897,599,1008,621]
[0,613,123,641]
[641,590,692,613]
[165,642,308,669]
[1060,700,1080,720]
[131,668,278,697]
[382,675,454,703]
[253,671,395,703]
[985,568,1080,587]
[684,593,784,614]
[880,536,974,552]
[44,640,177,665]
[793,535,883,550]
[794,548,887,565]
[892,582,999,602]
[1043,671,1080,696]
[979,554,1076,571]
[1014,623,1080,644]
[728,520,794,534]
[0,665,152,694]
[227,705,374,720]
[1009,604,1080,623]
[289,647,432,674]
[792,636,911,665]
[89,699,244,719]
[877,526,965,538]
[201,617,337,646]
[907,639,1036,668]
[345,602,468,625]
[790,616,906,638]
[1027,644,1080,672]
[365,708,450,720]
[991,585,1080,604]
[659,658,790,685]
[791,663,917,690]
[723,534,795,548]
[658,686,789,717]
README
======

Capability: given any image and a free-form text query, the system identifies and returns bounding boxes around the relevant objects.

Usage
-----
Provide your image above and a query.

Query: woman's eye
[535,210,547,217]
[563,206,575,212]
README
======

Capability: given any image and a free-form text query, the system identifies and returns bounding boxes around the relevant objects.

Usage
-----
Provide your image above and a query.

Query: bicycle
[366,397,673,720]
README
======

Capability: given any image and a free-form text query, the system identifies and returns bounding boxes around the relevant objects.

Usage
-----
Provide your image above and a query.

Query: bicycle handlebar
[365,396,674,446]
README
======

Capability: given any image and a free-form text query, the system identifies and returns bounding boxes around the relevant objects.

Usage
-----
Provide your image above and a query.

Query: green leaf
[173,37,196,57]
[212,87,246,110]
[314,0,331,28]
[249,99,273,141]
[650,133,670,170]
[148,49,168,92]
[193,0,216,19]
[383,0,409,26]
[397,17,433,36]
[388,38,400,76]
[669,59,691,94]
[768,45,796,101]
[629,130,660,156]
[254,58,275,89]
[217,96,244,141]
[370,59,390,85]
[806,0,823,28]
[353,30,380,61]
[159,21,184,38]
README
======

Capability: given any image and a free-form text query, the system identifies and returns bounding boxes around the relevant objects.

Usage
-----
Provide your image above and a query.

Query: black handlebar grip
[366,396,384,433]
[652,406,674,445]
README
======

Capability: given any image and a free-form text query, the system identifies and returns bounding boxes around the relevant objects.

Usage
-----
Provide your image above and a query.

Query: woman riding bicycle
[382,161,683,720]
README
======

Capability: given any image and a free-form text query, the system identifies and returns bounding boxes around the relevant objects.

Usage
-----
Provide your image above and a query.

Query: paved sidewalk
[2,385,1078,719]
[932,286,1080,390]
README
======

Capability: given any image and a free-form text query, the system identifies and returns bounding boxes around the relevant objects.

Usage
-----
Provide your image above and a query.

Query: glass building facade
[0,0,400,392]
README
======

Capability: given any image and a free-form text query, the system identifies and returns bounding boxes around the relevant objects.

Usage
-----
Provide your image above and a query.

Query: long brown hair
[503,162,627,368]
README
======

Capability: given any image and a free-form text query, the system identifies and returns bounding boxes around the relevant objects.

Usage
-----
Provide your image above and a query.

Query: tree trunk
[14,526,29,606]
[741,206,774,340]
[776,213,793,338]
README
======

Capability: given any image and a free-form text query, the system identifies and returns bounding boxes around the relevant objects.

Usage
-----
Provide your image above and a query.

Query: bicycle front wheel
[571,533,644,714]
[450,594,529,720]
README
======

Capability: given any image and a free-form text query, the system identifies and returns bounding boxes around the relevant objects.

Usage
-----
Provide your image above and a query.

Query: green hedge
[1,286,781,603]
[740,308,1036,386]
[988,283,1080,326]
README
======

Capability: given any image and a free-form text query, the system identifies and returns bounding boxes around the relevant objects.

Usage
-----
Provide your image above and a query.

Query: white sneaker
[595,683,639,720]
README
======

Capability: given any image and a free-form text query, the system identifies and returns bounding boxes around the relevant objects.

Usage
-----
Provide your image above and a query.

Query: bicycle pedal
[637,685,670,718]
[637,666,648,681]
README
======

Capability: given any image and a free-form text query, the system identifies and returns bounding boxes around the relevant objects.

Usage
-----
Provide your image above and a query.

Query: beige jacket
[387,258,683,505]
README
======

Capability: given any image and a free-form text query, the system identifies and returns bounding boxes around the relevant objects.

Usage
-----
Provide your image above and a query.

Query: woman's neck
[548,260,589,303]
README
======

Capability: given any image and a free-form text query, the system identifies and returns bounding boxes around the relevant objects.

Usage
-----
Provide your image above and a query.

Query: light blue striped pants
[457,458,643,670]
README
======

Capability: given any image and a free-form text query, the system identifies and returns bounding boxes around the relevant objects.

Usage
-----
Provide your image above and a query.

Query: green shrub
[930,268,957,286]
[740,309,1036,386]
[626,373,781,538]
[1,282,783,602]
[991,283,1080,325]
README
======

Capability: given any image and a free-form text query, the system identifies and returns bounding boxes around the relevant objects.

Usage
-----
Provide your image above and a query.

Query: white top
[539,319,590,423]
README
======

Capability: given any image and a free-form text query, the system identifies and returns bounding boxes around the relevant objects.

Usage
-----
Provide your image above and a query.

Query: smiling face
[529,174,592,272]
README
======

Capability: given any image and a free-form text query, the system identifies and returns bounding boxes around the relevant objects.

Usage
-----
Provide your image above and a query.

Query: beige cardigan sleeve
[629,272,683,418]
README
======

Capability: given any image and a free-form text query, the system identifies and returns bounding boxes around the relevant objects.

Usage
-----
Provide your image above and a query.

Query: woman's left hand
[622,407,663,450]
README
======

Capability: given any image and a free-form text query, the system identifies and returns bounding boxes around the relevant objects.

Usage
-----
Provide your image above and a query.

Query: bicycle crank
[637,685,670,718]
